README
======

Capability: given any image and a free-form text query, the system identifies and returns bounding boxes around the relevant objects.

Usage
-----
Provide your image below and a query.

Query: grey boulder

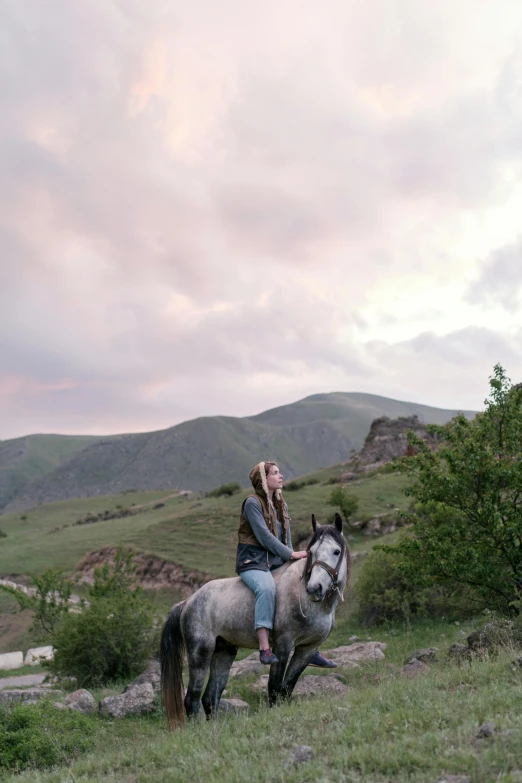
[62,689,96,714]
[252,674,348,697]
[404,647,438,664]
[218,698,250,713]
[99,682,155,718]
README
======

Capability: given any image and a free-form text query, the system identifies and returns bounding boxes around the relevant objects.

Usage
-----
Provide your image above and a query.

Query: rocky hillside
[1,393,475,513]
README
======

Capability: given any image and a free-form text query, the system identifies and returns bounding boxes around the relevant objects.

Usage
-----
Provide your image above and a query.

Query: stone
[99,682,155,718]
[62,689,96,714]
[398,659,430,678]
[363,518,383,536]
[512,655,522,668]
[0,651,24,671]
[475,721,495,738]
[288,745,314,764]
[404,647,438,664]
[229,651,266,677]
[251,674,348,697]
[24,646,54,666]
[435,776,471,783]
[340,472,356,482]
[324,642,387,667]
[0,688,61,705]
[124,660,161,693]
[348,635,360,642]
[218,698,250,713]
[448,643,470,662]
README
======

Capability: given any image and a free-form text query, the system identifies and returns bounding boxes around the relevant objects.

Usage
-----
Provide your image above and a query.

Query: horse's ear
[312,514,319,533]
[334,513,343,533]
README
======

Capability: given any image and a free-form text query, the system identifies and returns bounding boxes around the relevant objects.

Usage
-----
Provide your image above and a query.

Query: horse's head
[303,513,349,602]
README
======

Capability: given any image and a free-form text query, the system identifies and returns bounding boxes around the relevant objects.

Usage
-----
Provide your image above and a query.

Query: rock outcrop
[75,548,208,596]
[349,415,440,473]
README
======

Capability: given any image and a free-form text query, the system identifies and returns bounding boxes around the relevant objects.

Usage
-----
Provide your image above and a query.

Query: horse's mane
[303,525,349,586]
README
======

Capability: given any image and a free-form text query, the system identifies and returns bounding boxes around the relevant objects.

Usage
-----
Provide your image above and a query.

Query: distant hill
[1,392,476,513]
[0,434,105,512]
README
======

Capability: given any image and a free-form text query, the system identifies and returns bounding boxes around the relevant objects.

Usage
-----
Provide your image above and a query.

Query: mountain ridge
[0,392,476,513]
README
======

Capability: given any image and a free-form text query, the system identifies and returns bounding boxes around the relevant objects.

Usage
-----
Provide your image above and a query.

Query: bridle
[301,531,346,597]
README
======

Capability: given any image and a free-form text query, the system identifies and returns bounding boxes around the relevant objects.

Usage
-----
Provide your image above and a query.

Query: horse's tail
[160,601,186,730]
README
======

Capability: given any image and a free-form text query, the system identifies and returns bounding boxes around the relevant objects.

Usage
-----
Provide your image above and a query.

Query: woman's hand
[290,550,308,560]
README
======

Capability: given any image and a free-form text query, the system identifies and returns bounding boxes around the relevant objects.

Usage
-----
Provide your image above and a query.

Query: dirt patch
[75,547,209,597]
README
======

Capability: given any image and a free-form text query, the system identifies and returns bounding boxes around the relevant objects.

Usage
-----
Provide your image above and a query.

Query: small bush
[47,550,158,687]
[325,476,341,485]
[284,480,304,491]
[327,486,359,527]
[20,515,27,521]
[0,701,95,772]
[284,477,319,491]
[0,529,6,538]
[207,482,241,497]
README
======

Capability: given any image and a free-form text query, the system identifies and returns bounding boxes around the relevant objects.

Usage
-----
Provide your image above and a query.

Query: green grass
[1,642,521,782]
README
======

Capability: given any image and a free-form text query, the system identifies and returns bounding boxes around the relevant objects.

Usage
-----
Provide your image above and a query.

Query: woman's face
[266,464,284,491]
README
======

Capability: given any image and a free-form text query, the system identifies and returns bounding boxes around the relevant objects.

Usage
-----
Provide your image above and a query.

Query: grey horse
[160,513,349,727]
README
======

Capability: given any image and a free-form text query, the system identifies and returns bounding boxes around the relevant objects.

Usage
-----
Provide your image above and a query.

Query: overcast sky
[2,0,522,439]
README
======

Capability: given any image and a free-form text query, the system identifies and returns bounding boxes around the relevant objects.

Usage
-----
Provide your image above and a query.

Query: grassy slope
[0,466,408,653]
[2,392,475,512]
[0,471,408,579]
[0,433,104,511]
[4,640,522,782]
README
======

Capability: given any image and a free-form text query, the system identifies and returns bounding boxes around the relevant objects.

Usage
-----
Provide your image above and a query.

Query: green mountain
[0,392,476,513]
[0,434,104,512]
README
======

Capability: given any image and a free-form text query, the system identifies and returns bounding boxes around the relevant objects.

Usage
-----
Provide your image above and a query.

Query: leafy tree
[392,364,522,614]
[327,486,359,530]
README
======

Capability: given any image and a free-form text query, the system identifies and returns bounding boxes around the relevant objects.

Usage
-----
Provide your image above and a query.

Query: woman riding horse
[237,461,337,668]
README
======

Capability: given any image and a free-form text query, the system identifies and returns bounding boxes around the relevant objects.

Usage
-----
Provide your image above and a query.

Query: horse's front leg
[184,639,215,720]
[268,637,293,707]
[202,637,238,718]
[280,642,318,700]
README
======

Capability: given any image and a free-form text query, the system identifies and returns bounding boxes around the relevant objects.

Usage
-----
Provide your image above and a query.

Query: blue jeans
[240,569,276,630]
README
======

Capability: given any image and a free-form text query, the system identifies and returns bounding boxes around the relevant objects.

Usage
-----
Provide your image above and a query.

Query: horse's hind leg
[202,636,238,718]
[184,636,215,720]
[280,642,317,700]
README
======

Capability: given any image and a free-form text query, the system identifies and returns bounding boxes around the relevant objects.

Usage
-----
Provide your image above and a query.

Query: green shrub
[0,701,95,772]
[0,529,6,538]
[356,546,479,625]
[284,477,319,491]
[207,482,241,497]
[327,486,359,528]
[325,476,341,484]
[47,550,158,687]
[284,480,304,491]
